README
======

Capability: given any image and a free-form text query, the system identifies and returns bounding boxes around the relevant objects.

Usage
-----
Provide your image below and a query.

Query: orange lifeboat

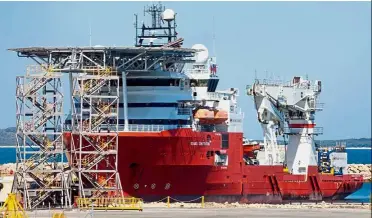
[243,143,261,158]
[194,109,215,124]
[243,144,261,153]
[213,110,228,124]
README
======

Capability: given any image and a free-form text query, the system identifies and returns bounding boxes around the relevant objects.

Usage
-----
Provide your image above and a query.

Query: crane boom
[247,76,324,175]
[251,88,285,165]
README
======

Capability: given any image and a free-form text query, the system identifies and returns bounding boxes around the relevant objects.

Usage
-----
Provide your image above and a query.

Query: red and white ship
[59,3,364,203]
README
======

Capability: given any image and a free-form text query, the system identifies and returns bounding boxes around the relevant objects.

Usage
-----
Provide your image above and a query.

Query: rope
[169,196,203,203]
[142,196,168,204]
[142,196,203,204]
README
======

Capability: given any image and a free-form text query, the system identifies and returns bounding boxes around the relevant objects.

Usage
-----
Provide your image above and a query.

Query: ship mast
[134,2,180,47]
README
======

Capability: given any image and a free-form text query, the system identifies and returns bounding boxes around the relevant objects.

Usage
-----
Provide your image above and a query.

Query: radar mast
[134,2,181,47]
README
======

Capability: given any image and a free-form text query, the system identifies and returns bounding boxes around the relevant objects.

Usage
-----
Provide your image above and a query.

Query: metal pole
[121,72,129,131]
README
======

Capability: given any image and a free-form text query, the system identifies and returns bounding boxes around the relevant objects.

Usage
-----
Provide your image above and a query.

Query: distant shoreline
[346,147,372,150]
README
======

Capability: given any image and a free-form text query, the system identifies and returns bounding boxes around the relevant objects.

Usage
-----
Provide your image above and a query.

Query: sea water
[346,148,371,164]
[345,148,371,202]
[346,182,371,203]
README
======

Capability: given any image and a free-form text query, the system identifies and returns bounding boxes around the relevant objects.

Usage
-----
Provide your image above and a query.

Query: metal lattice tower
[69,67,123,199]
[9,46,197,204]
[14,65,71,209]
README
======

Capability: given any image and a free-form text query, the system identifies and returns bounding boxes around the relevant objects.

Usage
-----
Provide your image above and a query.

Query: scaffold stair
[90,116,110,131]
[82,154,106,170]
[26,78,52,96]
[84,79,107,95]
[31,191,51,208]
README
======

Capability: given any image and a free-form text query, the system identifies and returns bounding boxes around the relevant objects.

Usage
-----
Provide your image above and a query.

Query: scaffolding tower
[14,65,71,209]
[9,46,197,204]
[69,67,123,199]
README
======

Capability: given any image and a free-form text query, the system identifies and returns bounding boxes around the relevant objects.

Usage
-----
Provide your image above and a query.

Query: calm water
[344,148,371,202]
[346,182,371,203]
[346,148,372,164]
[0,147,371,202]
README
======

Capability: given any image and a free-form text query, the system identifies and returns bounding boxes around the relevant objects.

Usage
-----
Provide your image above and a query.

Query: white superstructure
[247,76,323,175]
[119,45,244,133]
[67,5,244,134]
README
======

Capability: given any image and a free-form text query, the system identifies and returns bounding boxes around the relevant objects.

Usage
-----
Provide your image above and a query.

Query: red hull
[64,128,363,203]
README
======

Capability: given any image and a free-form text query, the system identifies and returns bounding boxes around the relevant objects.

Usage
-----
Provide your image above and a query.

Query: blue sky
[0,2,370,140]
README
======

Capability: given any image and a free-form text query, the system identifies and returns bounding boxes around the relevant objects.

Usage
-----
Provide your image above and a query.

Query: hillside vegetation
[0,127,17,145]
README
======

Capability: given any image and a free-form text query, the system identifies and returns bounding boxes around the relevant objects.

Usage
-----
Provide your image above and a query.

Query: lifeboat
[243,143,261,159]
[194,109,229,125]
[194,109,215,124]
[243,144,261,153]
[214,110,228,124]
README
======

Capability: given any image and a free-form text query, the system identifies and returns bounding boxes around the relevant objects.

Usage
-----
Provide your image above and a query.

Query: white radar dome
[162,9,175,21]
[192,44,209,63]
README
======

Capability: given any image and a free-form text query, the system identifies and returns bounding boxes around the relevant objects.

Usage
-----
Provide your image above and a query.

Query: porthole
[165,183,171,190]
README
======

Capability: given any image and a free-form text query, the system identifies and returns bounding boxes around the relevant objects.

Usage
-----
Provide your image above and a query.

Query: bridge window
[190,79,209,87]
[221,133,229,149]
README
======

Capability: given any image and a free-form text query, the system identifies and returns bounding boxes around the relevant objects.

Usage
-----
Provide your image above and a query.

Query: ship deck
[8,46,199,57]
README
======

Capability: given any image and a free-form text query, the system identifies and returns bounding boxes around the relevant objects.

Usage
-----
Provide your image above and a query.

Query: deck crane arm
[248,83,286,165]
[247,76,324,175]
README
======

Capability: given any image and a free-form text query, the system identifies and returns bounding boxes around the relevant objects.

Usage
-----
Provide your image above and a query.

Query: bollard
[167,196,170,208]
[201,196,205,208]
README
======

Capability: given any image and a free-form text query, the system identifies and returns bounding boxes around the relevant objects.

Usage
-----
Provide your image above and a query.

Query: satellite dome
[192,44,209,63]
[162,9,175,21]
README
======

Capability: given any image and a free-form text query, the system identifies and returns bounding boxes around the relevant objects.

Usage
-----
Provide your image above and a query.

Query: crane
[249,87,285,165]
[247,76,324,175]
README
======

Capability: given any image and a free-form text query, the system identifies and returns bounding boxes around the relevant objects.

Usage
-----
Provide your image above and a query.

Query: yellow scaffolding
[0,193,27,218]
[76,197,143,211]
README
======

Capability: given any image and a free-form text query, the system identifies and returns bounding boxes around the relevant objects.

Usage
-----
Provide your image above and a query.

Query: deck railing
[184,68,209,75]
[64,123,191,132]
[207,92,231,101]
[120,124,166,132]
[283,127,323,135]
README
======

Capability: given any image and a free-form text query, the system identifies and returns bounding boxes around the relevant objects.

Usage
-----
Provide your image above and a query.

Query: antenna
[212,16,216,57]
[136,2,177,47]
